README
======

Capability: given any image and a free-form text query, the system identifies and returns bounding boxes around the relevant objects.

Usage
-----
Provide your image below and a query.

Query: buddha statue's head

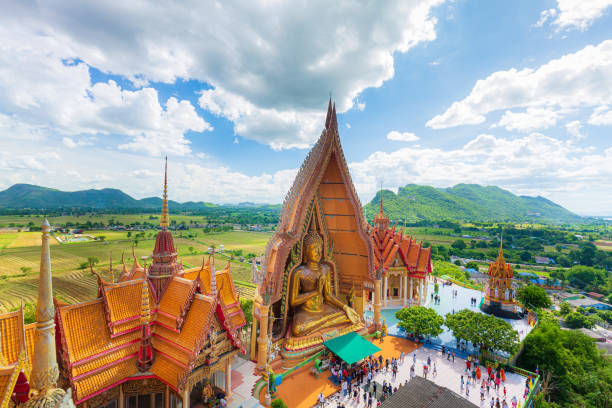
[304,227,323,263]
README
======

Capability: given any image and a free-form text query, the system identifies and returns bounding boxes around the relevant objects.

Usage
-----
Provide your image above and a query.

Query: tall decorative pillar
[119,385,125,408]
[409,278,413,306]
[383,275,388,307]
[403,275,407,307]
[225,358,232,397]
[250,317,258,360]
[256,303,270,371]
[373,278,382,329]
[31,219,60,391]
[399,275,403,302]
[183,387,190,408]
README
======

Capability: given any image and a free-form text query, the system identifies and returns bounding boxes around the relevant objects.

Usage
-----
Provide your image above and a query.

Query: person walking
[318,392,325,408]
[433,362,437,378]
[452,351,455,362]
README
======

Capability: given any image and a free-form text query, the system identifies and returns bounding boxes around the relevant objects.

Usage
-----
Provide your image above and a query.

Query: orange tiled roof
[0,365,16,408]
[154,294,215,353]
[101,280,144,335]
[57,300,140,365]
[72,356,137,402]
[370,226,431,277]
[158,277,196,320]
[0,310,25,365]
[150,354,183,390]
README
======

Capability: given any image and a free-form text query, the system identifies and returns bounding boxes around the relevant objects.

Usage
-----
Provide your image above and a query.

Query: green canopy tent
[323,332,381,365]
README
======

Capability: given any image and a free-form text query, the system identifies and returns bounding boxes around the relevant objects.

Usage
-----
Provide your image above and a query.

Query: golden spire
[160,156,169,229]
[31,219,60,391]
[497,230,505,264]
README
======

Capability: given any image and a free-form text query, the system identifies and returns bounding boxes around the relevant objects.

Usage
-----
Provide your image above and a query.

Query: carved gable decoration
[261,100,374,303]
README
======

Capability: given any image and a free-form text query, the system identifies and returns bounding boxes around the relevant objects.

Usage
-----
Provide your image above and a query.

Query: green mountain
[364,183,582,224]
[0,184,217,210]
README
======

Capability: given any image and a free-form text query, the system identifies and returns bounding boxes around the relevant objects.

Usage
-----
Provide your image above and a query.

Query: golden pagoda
[480,240,521,318]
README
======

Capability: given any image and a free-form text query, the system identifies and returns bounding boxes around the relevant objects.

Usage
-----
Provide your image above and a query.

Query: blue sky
[0,0,611,215]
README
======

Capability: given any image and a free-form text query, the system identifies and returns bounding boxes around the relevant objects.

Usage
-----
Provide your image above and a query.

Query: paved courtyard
[323,346,529,408]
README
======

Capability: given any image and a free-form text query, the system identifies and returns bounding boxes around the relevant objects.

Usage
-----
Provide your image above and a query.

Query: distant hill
[364,183,583,224]
[0,183,582,223]
[0,184,217,210]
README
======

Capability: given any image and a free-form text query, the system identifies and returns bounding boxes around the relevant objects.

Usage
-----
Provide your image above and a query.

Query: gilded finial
[304,214,323,248]
[160,156,169,229]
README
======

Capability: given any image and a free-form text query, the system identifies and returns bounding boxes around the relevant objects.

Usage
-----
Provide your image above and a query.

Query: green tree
[87,256,100,266]
[465,261,479,271]
[516,285,552,309]
[19,266,31,275]
[517,319,612,406]
[271,398,288,408]
[445,309,519,354]
[520,250,532,262]
[188,246,195,254]
[565,312,593,329]
[395,306,444,338]
[559,302,572,315]
[451,239,466,250]
[434,282,439,293]
[240,299,253,324]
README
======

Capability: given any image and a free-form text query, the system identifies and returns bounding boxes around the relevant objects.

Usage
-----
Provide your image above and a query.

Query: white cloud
[565,120,584,139]
[541,0,612,31]
[588,105,612,125]
[535,8,557,27]
[427,40,612,129]
[386,131,419,142]
[0,27,212,156]
[345,123,351,129]
[62,137,93,148]
[494,108,563,132]
[199,87,323,149]
[0,0,444,149]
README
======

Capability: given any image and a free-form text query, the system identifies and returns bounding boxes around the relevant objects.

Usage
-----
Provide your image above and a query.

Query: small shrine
[480,243,521,319]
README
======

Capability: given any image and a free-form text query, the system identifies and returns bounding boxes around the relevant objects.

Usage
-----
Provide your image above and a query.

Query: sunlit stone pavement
[323,346,528,407]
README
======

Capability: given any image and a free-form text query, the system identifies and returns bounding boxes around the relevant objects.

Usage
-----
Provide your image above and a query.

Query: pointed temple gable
[262,99,375,304]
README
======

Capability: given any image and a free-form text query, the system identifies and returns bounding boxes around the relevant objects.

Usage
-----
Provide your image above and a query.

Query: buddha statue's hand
[342,304,360,325]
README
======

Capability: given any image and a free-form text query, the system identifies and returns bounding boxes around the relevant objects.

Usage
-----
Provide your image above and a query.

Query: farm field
[0,228,271,312]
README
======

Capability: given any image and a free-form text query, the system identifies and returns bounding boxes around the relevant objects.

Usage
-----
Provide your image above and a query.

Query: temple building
[1,162,246,408]
[369,193,432,309]
[480,243,521,319]
[252,100,375,370]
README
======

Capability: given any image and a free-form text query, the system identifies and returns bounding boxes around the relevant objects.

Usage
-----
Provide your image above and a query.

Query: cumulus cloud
[0,27,211,155]
[0,0,444,148]
[537,0,612,31]
[386,131,419,142]
[588,105,612,125]
[427,40,612,129]
[565,120,584,139]
[494,108,564,132]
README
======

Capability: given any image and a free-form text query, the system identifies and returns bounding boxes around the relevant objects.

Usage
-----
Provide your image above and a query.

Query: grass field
[0,229,271,312]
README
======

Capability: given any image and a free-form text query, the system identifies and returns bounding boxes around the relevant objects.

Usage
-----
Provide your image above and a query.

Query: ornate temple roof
[261,99,375,302]
[488,244,513,279]
[369,196,432,277]
[0,308,33,408]
[53,162,246,404]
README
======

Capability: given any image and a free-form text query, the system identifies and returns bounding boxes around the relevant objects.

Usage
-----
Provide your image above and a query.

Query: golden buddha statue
[289,225,360,337]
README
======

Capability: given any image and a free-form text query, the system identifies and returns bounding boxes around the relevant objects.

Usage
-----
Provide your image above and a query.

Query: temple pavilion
[369,192,432,309]
[0,161,247,408]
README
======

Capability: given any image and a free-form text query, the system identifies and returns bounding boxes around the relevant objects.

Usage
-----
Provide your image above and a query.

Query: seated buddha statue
[289,225,360,337]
